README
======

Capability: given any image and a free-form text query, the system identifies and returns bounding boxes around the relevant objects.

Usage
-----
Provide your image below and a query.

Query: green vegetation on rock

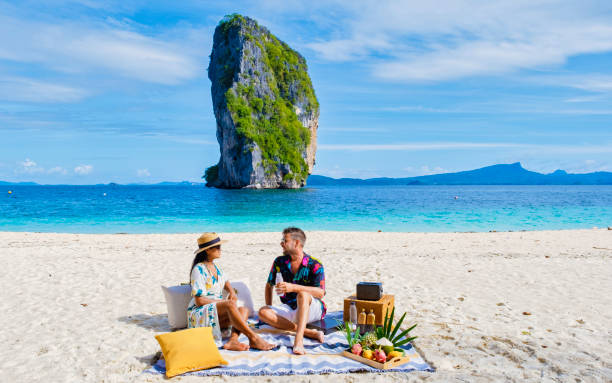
[204,164,219,184]
[208,14,318,184]
[225,83,310,181]
[263,36,319,113]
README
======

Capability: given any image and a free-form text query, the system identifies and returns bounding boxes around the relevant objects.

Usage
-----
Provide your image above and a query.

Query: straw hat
[194,232,227,255]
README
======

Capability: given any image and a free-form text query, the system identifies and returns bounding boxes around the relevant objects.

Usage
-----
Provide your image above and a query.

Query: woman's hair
[190,245,220,279]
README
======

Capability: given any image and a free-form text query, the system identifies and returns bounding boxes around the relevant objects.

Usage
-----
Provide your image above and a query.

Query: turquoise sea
[1,185,611,233]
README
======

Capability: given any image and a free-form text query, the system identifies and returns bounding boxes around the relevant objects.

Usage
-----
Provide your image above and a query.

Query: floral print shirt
[267,253,326,318]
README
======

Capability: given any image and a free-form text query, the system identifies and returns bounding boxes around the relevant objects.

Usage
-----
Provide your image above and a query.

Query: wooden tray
[342,350,411,369]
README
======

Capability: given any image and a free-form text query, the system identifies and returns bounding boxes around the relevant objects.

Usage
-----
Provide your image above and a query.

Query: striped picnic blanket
[144,327,433,377]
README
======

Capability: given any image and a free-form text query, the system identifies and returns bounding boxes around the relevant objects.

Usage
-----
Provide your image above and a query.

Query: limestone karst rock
[204,14,319,189]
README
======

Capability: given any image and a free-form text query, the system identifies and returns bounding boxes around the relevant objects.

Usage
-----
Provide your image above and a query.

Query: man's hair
[283,227,306,246]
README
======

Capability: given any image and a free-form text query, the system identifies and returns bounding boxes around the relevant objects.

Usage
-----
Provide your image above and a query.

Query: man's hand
[275,281,297,295]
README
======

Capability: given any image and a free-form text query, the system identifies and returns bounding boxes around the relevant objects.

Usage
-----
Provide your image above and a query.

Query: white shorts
[267,298,323,324]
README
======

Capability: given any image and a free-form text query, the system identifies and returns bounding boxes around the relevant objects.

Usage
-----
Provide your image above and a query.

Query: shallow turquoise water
[1,185,611,233]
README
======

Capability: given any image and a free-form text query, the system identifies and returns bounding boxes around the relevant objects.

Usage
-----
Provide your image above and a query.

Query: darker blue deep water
[1,185,611,233]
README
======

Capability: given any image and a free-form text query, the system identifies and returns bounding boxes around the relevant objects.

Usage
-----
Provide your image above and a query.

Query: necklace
[203,262,218,280]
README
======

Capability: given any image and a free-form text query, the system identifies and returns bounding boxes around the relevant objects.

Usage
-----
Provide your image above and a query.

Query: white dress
[187,262,226,344]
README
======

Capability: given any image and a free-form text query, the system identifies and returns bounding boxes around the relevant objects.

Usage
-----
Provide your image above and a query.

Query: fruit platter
[340,308,417,369]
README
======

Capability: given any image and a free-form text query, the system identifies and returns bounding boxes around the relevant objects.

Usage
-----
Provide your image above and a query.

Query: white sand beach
[1,229,611,382]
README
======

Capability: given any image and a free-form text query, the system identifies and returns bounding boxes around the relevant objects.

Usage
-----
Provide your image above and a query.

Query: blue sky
[1,0,611,184]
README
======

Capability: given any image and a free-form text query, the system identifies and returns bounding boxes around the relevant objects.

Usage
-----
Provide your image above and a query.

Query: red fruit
[373,348,387,363]
[351,343,363,355]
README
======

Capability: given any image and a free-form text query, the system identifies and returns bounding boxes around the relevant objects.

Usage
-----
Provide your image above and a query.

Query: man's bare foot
[249,336,276,351]
[223,338,249,351]
[305,330,325,343]
[292,343,306,355]
[314,330,324,343]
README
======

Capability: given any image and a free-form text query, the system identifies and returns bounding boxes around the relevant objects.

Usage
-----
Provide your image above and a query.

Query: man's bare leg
[292,291,313,354]
[258,307,324,341]
[258,295,324,355]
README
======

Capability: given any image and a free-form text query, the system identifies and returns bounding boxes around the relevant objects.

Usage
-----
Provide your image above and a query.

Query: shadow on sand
[118,313,171,332]
[118,314,168,366]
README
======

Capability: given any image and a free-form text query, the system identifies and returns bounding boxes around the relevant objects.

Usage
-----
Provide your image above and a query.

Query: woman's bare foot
[223,338,250,351]
[292,343,306,355]
[249,336,276,351]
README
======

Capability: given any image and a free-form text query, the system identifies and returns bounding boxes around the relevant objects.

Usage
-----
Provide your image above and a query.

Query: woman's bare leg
[218,309,248,351]
[217,301,275,351]
[222,307,250,351]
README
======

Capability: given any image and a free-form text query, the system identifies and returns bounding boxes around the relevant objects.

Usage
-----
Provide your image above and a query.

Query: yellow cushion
[155,327,228,378]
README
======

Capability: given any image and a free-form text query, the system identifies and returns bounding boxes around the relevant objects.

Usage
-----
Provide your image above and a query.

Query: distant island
[2,163,611,186]
[307,162,612,185]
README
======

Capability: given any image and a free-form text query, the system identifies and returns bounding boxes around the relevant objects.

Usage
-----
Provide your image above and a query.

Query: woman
[187,232,274,351]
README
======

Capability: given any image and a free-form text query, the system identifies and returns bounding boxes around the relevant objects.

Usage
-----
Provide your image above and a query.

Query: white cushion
[162,279,254,330]
[226,279,254,317]
[161,284,191,329]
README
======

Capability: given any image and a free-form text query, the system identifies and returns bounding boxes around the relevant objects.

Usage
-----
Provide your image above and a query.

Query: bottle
[366,309,376,333]
[275,273,284,297]
[349,301,358,331]
[357,308,366,335]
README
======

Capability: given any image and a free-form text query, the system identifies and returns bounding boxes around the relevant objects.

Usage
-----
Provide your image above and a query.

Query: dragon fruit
[351,343,363,356]
[373,348,386,363]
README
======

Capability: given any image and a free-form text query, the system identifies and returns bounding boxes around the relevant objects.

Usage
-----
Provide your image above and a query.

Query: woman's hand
[228,291,238,303]
[224,281,238,303]
[195,296,219,307]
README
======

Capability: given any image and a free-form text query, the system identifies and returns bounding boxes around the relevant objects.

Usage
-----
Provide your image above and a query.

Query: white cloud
[21,158,36,168]
[0,13,204,86]
[47,166,68,175]
[63,29,201,85]
[557,109,612,115]
[319,142,612,153]
[312,165,383,179]
[0,76,88,103]
[319,142,521,151]
[149,134,217,145]
[137,168,150,177]
[74,164,93,175]
[375,105,455,113]
[535,75,612,93]
[564,95,605,103]
[325,127,389,132]
[563,160,610,174]
[420,165,447,175]
[308,35,392,62]
[304,1,612,82]
[16,158,44,174]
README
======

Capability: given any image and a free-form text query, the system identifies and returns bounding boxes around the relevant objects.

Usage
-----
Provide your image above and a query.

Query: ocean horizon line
[2,162,612,186]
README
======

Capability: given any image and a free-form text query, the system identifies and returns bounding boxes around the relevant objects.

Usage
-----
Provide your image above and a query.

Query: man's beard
[283,249,291,256]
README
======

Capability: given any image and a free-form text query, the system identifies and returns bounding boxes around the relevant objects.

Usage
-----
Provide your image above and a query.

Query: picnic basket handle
[390,357,402,363]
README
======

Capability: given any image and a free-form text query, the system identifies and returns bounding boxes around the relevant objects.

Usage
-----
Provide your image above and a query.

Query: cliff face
[205,14,319,189]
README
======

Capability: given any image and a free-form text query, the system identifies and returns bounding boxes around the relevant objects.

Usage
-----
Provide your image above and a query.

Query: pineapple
[360,332,378,348]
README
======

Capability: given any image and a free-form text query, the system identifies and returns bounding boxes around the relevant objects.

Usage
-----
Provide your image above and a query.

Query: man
[258,227,326,355]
